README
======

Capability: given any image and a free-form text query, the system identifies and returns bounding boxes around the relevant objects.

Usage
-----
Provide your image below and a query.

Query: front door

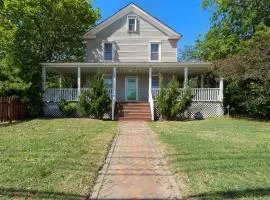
[125,77,138,101]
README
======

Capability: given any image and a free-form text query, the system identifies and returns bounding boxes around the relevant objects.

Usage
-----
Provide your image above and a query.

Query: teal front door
[126,77,137,101]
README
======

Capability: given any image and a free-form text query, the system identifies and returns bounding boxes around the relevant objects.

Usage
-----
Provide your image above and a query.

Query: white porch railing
[152,88,222,102]
[43,88,113,102]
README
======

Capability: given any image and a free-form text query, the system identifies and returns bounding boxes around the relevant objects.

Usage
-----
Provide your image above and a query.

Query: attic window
[127,15,137,32]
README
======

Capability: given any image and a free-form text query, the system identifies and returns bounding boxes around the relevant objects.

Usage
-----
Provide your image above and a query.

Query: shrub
[79,71,111,119]
[78,90,92,117]
[58,100,78,117]
[156,75,193,120]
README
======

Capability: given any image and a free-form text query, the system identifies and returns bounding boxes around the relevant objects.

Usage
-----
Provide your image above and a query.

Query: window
[150,43,161,61]
[104,42,113,61]
[127,16,137,32]
[104,75,112,88]
[152,75,159,88]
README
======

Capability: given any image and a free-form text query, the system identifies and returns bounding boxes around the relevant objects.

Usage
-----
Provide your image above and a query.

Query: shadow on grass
[1,187,269,200]
[0,118,35,128]
[185,187,270,199]
[0,187,86,200]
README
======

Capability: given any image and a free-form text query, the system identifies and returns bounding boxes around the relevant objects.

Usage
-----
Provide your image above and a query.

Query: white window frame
[103,41,114,62]
[149,42,161,62]
[127,15,137,32]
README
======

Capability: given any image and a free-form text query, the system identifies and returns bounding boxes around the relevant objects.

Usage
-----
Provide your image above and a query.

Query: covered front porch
[41,62,224,120]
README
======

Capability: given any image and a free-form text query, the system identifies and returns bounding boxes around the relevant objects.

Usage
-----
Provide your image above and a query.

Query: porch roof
[41,62,212,76]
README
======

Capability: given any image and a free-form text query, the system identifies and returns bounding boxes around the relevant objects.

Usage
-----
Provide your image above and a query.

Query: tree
[0,0,99,115]
[197,0,270,60]
[178,45,200,62]
[213,26,270,118]
[79,71,111,119]
[156,75,193,120]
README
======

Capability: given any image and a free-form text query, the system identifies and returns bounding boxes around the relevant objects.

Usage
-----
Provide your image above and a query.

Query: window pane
[152,76,159,88]
[104,43,113,61]
[151,44,159,52]
[151,43,160,60]
[104,52,112,61]
[104,76,112,88]
[128,18,136,31]
[151,52,159,60]
[105,43,112,52]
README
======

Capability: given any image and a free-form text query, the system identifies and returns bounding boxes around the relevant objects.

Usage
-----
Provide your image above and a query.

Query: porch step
[115,102,151,121]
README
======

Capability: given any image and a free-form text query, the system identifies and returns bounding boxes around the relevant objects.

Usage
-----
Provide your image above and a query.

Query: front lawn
[0,119,117,200]
[151,118,270,200]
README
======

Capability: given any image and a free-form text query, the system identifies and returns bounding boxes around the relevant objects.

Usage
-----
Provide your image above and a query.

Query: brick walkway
[91,121,181,199]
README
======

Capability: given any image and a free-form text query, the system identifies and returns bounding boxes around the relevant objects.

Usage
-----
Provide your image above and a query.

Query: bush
[156,75,193,120]
[79,71,111,119]
[78,90,92,117]
[58,100,77,117]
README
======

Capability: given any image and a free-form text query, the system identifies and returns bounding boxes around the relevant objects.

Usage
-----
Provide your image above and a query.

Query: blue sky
[92,0,211,50]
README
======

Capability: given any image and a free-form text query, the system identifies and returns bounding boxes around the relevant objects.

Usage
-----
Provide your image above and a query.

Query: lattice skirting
[43,102,111,119]
[154,101,224,120]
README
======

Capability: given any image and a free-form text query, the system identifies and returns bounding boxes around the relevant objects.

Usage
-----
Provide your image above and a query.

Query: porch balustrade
[152,88,222,102]
[43,88,113,102]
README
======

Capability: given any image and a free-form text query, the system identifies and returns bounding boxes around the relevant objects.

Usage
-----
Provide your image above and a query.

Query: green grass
[151,118,270,200]
[0,118,117,200]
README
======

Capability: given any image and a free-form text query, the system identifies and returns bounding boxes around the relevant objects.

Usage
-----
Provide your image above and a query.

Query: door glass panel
[127,78,137,100]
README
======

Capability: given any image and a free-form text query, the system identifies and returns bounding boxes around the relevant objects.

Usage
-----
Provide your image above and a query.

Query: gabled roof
[84,3,182,40]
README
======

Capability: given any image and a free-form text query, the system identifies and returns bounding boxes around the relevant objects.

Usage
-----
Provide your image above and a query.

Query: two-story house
[42,3,224,120]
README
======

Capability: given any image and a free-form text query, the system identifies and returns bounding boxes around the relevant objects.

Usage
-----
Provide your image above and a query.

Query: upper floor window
[127,15,137,32]
[150,42,161,61]
[104,42,113,61]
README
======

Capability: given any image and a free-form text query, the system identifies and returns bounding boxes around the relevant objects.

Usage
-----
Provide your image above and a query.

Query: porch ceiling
[42,62,211,76]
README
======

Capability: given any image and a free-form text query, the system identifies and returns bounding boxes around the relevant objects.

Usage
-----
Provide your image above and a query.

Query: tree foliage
[0,0,99,115]
[197,0,270,118]
[156,76,193,120]
[213,27,270,118]
[197,0,270,60]
[79,71,111,119]
[58,100,77,117]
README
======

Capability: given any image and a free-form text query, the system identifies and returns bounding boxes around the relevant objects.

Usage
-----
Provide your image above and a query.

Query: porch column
[77,67,81,99]
[42,66,46,92]
[219,78,224,101]
[184,66,188,87]
[149,66,152,101]
[112,67,116,120]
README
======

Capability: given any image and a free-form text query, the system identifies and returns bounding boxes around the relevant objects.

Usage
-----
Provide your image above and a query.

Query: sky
[92,0,211,50]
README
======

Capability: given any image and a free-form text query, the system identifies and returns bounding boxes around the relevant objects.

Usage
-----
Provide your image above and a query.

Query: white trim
[77,67,81,98]
[127,15,137,32]
[84,4,181,39]
[125,76,138,101]
[41,62,212,68]
[149,42,162,62]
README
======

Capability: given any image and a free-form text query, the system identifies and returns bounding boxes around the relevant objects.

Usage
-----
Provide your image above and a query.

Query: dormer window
[127,15,137,32]
[104,42,113,61]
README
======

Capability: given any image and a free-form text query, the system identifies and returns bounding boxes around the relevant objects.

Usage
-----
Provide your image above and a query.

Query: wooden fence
[0,97,28,123]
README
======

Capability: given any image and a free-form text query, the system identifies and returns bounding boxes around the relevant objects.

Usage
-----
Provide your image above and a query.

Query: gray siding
[86,12,178,63]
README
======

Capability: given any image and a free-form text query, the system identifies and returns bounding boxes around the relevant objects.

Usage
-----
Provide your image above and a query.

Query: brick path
[91,121,181,199]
